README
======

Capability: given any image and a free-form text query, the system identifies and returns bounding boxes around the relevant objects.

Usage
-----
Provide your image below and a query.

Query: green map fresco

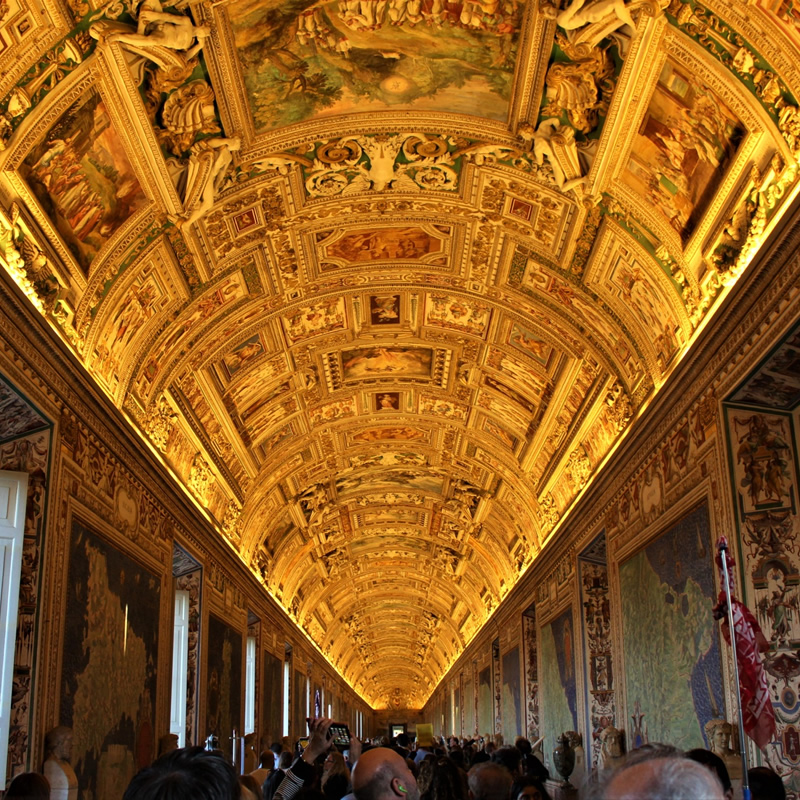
[540,621,575,764]
[619,550,714,749]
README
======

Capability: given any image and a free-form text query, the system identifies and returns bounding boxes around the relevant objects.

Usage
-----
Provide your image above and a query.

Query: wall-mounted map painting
[619,502,723,750]
[478,665,493,734]
[539,607,577,767]
[60,520,160,799]
[502,645,522,742]
[21,88,148,274]
[228,0,524,131]
[205,614,243,762]
[620,59,744,240]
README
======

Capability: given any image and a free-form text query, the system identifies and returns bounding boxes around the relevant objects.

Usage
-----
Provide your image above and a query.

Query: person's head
[270,742,283,757]
[240,774,261,800]
[748,766,787,800]
[514,738,531,757]
[278,751,293,769]
[353,747,419,800]
[260,750,275,769]
[448,748,465,770]
[419,757,468,800]
[510,776,550,800]
[5,772,50,800]
[123,746,241,800]
[593,755,724,800]
[490,747,521,778]
[467,762,512,800]
[397,734,410,749]
[686,748,732,798]
[45,726,73,761]
[324,751,350,783]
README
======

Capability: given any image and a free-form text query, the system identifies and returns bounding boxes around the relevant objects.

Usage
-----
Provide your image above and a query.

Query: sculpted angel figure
[557,0,636,48]
[173,137,241,228]
[521,119,586,193]
[104,7,210,59]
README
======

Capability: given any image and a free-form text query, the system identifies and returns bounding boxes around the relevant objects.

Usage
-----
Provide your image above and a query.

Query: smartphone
[329,723,351,749]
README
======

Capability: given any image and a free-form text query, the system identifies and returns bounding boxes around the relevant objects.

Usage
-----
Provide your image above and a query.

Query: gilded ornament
[544,43,615,134]
[158,80,221,156]
[188,452,213,502]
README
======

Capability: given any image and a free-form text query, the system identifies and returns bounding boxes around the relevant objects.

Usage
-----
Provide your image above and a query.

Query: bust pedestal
[44,757,78,800]
[544,780,578,800]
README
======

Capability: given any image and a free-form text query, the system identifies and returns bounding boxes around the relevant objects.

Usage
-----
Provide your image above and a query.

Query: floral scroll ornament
[304,134,458,197]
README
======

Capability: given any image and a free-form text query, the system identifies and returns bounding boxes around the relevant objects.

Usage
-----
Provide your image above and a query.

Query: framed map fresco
[205,614,243,761]
[263,650,283,746]
[19,87,148,274]
[293,669,307,736]
[619,502,724,750]
[60,519,160,799]
[502,645,522,742]
[539,607,577,765]
[478,665,492,735]
[464,674,475,736]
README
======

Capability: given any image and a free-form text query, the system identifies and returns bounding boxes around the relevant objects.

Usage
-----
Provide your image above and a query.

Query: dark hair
[5,772,51,800]
[448,748,466,770]
[123,746,241,800]
[419,757,468,800]
[490,747,521,775]
[510,776,550,800]
[748,766,786,800]
[685,748,732,793]
[514,738,531,757]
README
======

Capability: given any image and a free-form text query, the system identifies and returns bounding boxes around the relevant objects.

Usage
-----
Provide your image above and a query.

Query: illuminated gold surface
[2,0,800,708]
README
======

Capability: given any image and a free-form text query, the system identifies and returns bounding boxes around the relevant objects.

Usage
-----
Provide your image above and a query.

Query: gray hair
[589,755,725,800]
[467,762,512,800]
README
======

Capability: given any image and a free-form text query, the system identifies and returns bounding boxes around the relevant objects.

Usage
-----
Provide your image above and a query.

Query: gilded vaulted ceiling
[1,0,800,708]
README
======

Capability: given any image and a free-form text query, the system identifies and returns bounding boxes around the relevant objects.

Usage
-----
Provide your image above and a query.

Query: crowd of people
[2,718,788,799]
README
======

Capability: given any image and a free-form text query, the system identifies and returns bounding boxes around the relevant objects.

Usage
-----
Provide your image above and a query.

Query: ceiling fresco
[2,0,800,708]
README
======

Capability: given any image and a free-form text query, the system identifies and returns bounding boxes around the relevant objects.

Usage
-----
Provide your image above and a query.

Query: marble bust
[43,726,78,800]
[599,725,625,771]
[705,718,742,780]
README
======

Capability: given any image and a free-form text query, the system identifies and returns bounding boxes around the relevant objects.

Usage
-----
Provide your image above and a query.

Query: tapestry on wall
[502,646,522,742]
[60,518,160,799]
[539,608,577,765]
[205,614,243,761]
[263,651,282,746]
[478,666,492,736]
[619,502,724,750]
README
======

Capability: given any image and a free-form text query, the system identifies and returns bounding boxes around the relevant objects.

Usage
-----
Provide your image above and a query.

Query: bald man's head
[603,757,725,800]
[353,748,419,800]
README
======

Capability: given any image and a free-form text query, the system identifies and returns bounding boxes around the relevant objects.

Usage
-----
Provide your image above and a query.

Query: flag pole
[718,538,751,800]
